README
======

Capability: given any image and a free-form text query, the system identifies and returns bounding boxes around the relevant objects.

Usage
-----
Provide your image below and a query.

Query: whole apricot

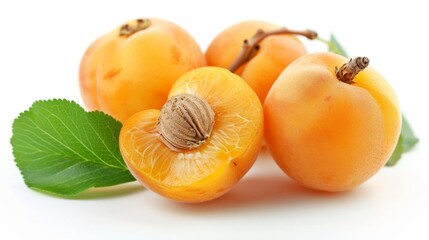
[264,52,401,191]
[206,20,314,103]
[119,67,263,202]
[79,18,206,123]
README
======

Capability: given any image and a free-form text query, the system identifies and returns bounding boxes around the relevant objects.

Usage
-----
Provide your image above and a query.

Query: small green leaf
[386,135,403,167]
[400,115,419,152]
[386,115,419,166]
[328,34,348,58]
[11,99,135,196]
[316,34,348,58]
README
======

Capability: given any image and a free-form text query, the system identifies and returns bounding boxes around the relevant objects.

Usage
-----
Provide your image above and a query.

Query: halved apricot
[119,67,263,202]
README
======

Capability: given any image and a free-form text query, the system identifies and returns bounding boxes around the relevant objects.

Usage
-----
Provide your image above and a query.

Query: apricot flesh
[264,52,401,191]
[119,67,263,202]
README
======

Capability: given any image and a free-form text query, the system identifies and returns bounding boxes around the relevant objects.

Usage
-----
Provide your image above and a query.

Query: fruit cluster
[79,18,401,203]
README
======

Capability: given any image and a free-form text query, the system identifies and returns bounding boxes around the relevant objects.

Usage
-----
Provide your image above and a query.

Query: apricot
[119,67,263,202]
[264,52,401,191]
[205,20,314,103]
[79,18,206,123]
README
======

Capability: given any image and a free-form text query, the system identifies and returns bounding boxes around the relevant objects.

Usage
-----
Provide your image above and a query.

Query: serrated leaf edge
[10,98,134,196]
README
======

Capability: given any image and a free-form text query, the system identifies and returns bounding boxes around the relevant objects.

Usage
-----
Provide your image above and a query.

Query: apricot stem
[119,19,151,37]
[335,57,370,84]
[228,28,318,72]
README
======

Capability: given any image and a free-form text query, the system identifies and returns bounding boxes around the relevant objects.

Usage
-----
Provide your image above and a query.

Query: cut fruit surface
[120,67,263,202]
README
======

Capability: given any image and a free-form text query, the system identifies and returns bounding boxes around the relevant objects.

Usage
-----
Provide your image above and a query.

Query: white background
[1,0,428,239]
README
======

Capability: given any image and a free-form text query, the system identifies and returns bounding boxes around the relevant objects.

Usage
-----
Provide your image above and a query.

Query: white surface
[1,1,428,239]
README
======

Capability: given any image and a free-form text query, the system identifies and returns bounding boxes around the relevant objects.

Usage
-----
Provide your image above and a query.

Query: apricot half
[206,20,312,103]
[119,67,263,202]
[264,52,401,191]
[79,18,206,123]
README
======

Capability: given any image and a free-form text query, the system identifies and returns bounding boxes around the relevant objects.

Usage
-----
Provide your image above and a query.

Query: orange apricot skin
[79,18,206,123]
[264,52,401,191]
[205,20,307,103]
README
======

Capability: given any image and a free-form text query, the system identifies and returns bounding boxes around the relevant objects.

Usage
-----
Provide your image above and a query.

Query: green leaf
[316,34,348,57]
[386,135,403,167]
[328,34,349,58]
[386,115,419,166]
[11,99,135,196]
[321,33,419,166]
[400,115,419,152]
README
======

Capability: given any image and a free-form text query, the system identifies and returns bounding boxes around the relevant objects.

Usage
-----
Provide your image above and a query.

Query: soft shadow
[68,182,144,200]
[163,175,362,214]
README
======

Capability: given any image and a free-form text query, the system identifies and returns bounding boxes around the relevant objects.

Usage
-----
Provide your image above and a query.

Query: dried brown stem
[228,28,318,72]
[119,19,151,37]
[335,57,370,84]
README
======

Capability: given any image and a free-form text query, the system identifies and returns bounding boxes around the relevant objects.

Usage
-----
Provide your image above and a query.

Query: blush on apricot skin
[79,18,206,123]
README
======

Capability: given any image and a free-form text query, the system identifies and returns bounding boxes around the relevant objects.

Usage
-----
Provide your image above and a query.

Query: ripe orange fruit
[79,18,206,123]
[264,52,401,191]
[205,20,311,103]
[119,67,263,202]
